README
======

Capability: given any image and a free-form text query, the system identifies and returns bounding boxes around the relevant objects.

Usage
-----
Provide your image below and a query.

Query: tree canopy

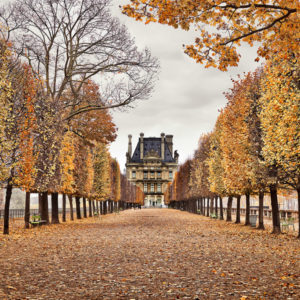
[123,0,299,70]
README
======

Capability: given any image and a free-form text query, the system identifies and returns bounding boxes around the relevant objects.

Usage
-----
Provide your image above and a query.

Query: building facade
[126,133,179,207]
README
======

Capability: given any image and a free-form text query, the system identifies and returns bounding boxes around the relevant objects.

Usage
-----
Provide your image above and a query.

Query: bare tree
[0,0,159,119]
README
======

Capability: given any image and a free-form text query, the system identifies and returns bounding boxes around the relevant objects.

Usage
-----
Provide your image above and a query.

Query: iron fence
[0,208,83,219]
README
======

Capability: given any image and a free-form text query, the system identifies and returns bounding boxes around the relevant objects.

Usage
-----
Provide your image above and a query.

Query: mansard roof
[131,137,175,163]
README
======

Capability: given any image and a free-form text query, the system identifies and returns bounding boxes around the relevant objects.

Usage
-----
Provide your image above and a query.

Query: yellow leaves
[259,55,300,176]
[93,143,111,201]
[59,131,76,194]
[123,0,299,70]
[0,39,14,182]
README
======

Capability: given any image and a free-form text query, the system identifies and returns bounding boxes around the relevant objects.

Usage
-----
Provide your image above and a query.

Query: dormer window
[132,171,136,179]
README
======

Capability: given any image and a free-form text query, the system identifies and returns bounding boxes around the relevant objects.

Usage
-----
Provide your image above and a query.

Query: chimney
[165,135,173,157]
[140,133,144,159]
[128,134,132,157]
[161,133,165,160]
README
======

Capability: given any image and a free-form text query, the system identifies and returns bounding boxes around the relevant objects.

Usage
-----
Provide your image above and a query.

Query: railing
[202,207,298,219]
[0,208,84,219]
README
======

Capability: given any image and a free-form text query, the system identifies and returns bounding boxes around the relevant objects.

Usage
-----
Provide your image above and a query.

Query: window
[150,171,155,178]
[132,170,136,179]
[157,183,161,192]
[144,171,148,179]
[150,183,154,192]
[144,183,147,192]
[157,171,161,178]
[169,171,173,179]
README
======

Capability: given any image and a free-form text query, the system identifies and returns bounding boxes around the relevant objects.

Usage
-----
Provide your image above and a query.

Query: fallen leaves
[0,209,299,299]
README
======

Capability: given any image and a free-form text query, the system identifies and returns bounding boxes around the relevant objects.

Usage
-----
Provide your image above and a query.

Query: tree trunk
[206,198,210,217]
[25,191,30,229]
[245,193,250,226]
[219,196,224,220]
[40,192,49,224]
[96,201,100,214]
[226,196,233,222]
[201,198,204,214]
[83,197,87,218]
[88,199,92,217]
[270,184,281,234]
[108,200,111,213]
[210,198,214,215]
[51,192,59,224]
[104,201,107,215]
[3,179,13,235]
[62,194,66,222]
[39,193,42,216]
[68,194,74,221]
[75,196,81,219]
[215,196,218,217]
[235,195,241,224]
[257,191,265,230]
[92,200,96,215]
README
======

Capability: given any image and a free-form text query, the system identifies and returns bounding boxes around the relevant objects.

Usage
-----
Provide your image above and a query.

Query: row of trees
[165,55,299,238]
[0,0,156,235]
[0,39,144,233]
[124,0,299,238]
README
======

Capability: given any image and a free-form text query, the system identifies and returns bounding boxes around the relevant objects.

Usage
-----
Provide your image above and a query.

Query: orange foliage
[16,64,38,191]
[123,0,299,70]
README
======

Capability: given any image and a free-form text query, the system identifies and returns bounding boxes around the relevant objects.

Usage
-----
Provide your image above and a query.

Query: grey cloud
[109,2,261,169]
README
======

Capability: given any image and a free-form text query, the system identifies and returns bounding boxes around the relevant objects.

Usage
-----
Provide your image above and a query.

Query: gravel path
[0,209,299,299]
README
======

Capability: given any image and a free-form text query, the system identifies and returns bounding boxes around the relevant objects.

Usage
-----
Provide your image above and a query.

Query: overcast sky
[2,0,260,171]
[109,1,260,171]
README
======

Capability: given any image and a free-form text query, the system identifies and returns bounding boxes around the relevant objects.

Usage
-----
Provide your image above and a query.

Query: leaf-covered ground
[0,209,299,299]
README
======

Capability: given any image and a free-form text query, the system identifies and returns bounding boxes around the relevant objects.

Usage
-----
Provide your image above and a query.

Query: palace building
[126,133,179,207]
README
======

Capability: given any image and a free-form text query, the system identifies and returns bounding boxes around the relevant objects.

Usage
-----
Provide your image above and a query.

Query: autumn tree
[110,159,121,203]
[221,74,260,225]
[164,182,172,206]
[85,149,95,217]
[189,133,214,216]
[207,116,226,220]
[0,38,12,185]
[0,39,39,234]
[173,160,192,211]
[33,94,63,224]
[16,65,38,228]
[93,143,111,204]
[259,55,300,237]
[0,38,14,234]
[0,0,158,118]
[63,80,117,143]
[123,0,298,70]
[243,69,269,230]
[59,131,76,221]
